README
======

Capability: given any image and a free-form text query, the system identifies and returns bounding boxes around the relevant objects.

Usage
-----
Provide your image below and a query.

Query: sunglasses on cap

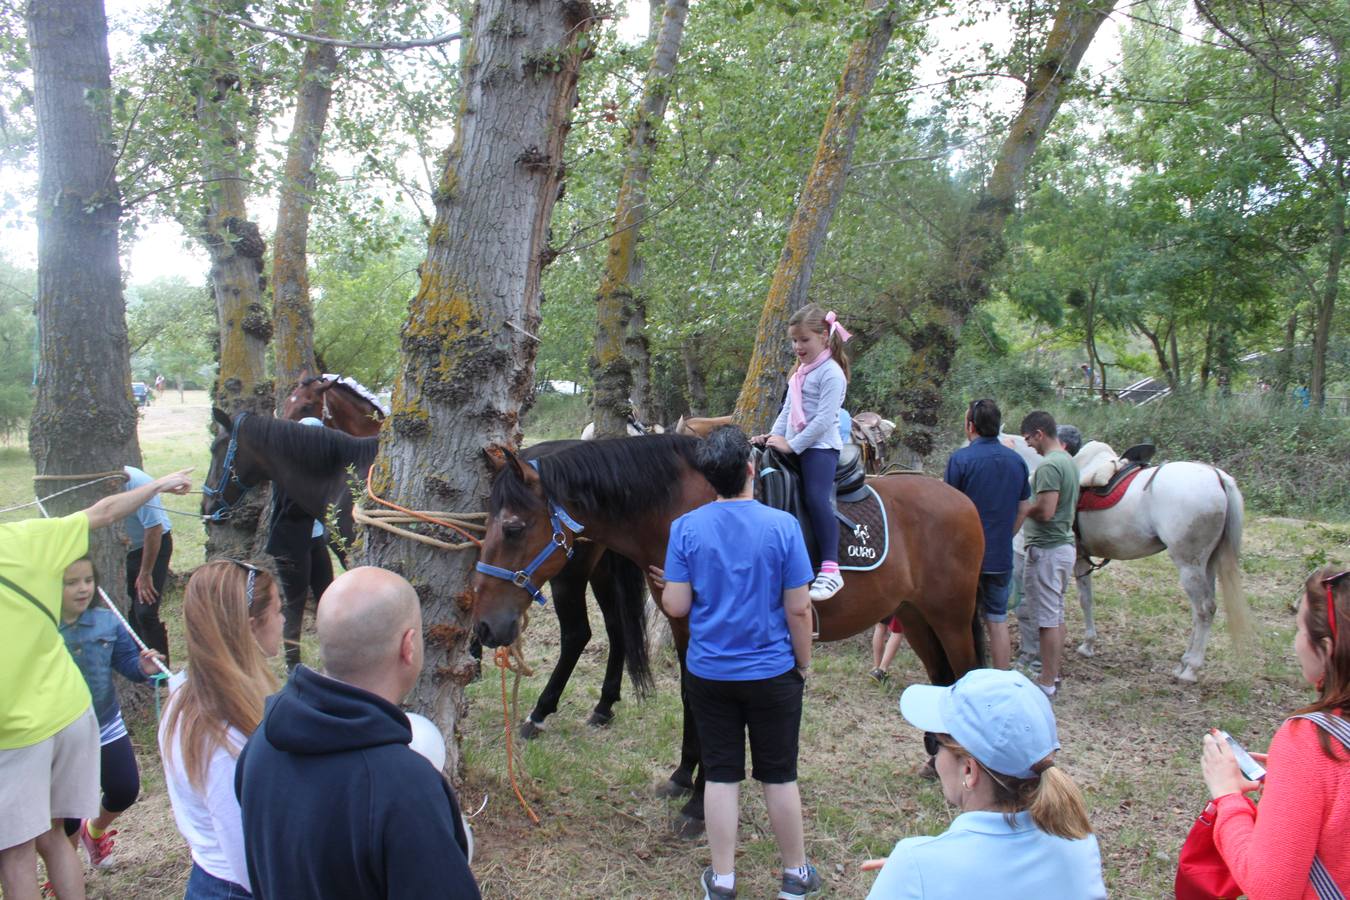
[924,732,941,758]
[1322,570,1349,644]
[224,559,264,611]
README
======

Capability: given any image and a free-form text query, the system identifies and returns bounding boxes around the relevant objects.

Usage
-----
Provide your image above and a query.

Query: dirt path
[137,390,213,442]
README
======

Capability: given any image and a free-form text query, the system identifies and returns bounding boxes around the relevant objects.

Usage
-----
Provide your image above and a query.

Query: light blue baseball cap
[899,668,1059,779]
[298,416,323,427]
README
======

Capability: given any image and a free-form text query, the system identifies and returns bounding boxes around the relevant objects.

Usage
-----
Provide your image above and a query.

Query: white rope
[34,495,173,677]
[0,472,128,516]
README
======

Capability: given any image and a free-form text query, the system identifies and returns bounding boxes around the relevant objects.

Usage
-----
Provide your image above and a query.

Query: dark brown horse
[472,434,984,834]
[281,372,386,436]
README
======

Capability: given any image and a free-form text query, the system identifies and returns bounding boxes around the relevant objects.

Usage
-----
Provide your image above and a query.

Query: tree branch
[194,6,460,51]
[122,175,257,209]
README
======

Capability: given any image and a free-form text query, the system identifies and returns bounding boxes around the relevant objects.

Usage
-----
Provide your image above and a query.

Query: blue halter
[475,459,585,606]
[202,412,253,522]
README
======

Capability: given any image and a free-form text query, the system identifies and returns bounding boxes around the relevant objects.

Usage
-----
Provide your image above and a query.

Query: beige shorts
[1023,543,1077,628]
[0,706,99,850]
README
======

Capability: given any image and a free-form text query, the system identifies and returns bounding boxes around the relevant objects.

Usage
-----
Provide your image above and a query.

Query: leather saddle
[754,444,868,565]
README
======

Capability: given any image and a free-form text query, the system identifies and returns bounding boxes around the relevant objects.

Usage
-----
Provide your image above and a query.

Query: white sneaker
[808,571,844,601]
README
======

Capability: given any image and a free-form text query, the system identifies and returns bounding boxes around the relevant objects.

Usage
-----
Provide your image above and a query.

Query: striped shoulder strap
[1290,712,1349,900]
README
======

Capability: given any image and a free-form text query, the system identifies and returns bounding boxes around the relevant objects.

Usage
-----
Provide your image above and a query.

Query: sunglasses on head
[225,559,263,611]
[1322,570,1349,644]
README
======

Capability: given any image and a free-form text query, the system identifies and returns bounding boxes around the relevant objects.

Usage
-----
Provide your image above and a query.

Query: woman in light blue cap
[866,669,1106,899]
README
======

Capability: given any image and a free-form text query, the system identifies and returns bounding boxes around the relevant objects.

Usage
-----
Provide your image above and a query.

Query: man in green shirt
[0,468,191,900]
[1019,411,1079,699]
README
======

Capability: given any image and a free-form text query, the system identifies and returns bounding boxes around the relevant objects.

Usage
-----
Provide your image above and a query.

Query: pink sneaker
[79,820,118,868]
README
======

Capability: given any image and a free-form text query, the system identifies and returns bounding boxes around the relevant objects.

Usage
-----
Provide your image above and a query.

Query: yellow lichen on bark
[407,268,477,341]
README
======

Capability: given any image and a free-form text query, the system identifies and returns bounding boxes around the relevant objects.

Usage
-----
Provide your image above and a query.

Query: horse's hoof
[1076,641,1096,658]
[518,719,545,741]
[1173,664,1199,684]
[673,814,705,840]
[586,709,614,728]
[656,778,693,799]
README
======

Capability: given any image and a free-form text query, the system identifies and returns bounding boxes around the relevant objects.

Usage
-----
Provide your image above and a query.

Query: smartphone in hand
[1215,729,1267,782]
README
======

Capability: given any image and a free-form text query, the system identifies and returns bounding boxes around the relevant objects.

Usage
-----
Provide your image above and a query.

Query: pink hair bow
[826,311,852,342]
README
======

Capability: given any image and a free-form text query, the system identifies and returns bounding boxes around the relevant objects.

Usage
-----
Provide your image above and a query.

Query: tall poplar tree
[359,0,595,778]
[26,0,142,604]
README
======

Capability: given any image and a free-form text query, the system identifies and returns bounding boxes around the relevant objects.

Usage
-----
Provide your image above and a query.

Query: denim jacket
[59,607,147,729]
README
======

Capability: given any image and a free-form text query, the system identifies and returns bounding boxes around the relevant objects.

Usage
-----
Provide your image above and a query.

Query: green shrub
[522,392,590,443]
[1054,393,1350,520]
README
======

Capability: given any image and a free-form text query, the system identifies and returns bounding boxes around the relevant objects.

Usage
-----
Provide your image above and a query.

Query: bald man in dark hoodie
[235,567,478,899]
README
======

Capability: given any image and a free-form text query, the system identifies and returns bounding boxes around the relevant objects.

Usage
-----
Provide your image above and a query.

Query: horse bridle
[202,412,253,522]
[475,460,585,606]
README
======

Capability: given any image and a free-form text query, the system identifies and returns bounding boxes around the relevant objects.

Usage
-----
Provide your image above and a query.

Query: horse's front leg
[1173,561,1217,683]
[1074,556,1098,658]
[588,576,626,728]
[519,575,591,740]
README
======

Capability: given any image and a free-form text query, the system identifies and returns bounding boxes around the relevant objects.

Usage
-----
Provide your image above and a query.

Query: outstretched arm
[85,469,192,531]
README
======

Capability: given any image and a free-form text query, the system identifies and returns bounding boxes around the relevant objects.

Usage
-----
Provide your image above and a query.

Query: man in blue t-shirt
[122,465,174,660]
[662,426,822,900]
[944,400,1031,670]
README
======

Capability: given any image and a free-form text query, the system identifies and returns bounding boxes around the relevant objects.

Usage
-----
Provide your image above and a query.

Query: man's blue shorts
[977,570,1014,623]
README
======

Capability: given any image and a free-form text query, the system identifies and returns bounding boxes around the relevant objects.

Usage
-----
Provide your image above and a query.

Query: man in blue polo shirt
[944,400,1031,670]
[123,465,174,661]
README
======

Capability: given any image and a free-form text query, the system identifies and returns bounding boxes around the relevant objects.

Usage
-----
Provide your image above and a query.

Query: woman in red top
[1201,565,1350,898]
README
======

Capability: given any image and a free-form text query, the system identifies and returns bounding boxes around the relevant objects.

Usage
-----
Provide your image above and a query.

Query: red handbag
[1175,796,1256,900]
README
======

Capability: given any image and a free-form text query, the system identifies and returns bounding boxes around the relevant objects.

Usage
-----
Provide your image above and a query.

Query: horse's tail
[971,605,988,670]
[609,551,654,698]
[1212,471,1252,644]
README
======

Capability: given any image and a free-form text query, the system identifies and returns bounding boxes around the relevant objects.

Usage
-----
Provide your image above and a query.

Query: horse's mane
[492,435,703,521]
[240,414,379,474]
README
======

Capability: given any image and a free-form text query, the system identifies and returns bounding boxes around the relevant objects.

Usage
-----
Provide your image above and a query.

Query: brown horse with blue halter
[473,433,985,835]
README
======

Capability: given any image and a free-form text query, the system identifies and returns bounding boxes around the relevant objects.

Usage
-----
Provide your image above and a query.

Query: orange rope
[495,647,540,825]
[364,465,483,547]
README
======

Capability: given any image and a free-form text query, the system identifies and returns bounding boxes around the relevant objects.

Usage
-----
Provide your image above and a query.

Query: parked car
[131,382,151,407]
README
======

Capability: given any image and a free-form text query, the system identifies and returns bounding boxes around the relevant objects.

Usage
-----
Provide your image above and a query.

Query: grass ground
[4,397,1347,898]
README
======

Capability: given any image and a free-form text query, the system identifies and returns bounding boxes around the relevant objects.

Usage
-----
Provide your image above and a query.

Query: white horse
[1001,432,1251,682]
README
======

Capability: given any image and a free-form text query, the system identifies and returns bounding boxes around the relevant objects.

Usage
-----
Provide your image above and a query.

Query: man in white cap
[866,669,1106,898]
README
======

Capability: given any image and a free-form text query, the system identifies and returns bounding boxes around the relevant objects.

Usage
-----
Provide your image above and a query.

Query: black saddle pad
[754,447,889,571]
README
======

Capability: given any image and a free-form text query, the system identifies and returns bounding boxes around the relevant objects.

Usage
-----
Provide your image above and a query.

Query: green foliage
[126,277,216,388]
[520,392,590,443]
[309,210,422,390]
[1063,393,1350,519]
[0,254,35,436]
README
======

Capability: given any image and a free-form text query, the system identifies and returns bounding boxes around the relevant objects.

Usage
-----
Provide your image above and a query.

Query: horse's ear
[313,378,335,394]
[212,407,232,432]
[501,447,528,481]
[298,367,310,382]
[482,444,510,473]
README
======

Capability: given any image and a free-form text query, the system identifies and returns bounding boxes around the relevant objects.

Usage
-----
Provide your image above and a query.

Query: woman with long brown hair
[865,668,1105,898]
[1200,565,1350,898]
[159,560,282,899]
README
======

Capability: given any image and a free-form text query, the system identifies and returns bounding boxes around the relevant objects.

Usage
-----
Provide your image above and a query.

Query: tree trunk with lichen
[731,0,897,434]
[590,0,689,437]
[359,0,595,781]
[892,0,1114,461]
[26,0,142,609]
[192,18,272,559]
[272,0,339,409]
